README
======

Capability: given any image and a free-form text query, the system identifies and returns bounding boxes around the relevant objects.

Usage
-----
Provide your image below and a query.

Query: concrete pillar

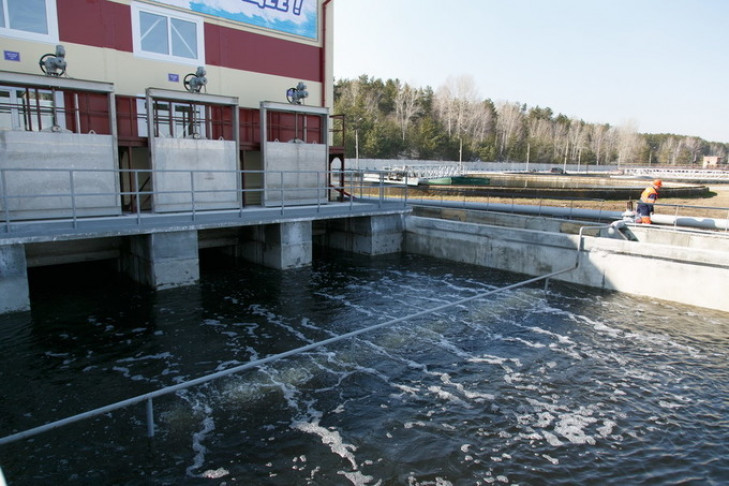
[326,214,403,255]
[121,230,199,289]
[0,244,30,314]
[240,221,312,269]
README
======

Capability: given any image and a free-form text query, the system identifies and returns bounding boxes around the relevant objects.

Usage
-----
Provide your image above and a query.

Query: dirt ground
[435,183,729,219]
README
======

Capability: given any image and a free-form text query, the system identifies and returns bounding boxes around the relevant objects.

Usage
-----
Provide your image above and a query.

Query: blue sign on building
[156,0,317,39]
[4,51,21,62]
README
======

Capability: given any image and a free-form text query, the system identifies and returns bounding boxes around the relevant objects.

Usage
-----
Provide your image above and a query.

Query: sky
[333,0,729,143]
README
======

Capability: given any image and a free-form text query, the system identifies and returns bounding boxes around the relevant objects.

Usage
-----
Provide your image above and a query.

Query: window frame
[0,85,66,132]
[136,98,208,139]
[131,2,205,66]
[0,0,59,43]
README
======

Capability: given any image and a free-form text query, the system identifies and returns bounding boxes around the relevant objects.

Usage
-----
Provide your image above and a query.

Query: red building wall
[55,0,322,83]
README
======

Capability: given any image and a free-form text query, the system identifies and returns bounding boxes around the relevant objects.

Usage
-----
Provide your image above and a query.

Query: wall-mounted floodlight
[286,82,308,104]
[184,66,207,93]
[39,45,67,76]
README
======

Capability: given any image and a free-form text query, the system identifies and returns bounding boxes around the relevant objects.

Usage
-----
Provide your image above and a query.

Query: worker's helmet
[653,179,663,188]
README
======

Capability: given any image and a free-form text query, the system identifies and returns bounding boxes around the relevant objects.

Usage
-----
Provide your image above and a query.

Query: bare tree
[527,117,553,163]
[434,75,487,162]
[682,137,702,164]
[657,136,678,164]
[590,124,608,165]
[393,81,421,142]
[567,119,587,164]
[615,120,642,167]
[495,101,524,160]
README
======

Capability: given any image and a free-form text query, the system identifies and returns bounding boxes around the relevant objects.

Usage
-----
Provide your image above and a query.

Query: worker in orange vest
[636,179,662,224]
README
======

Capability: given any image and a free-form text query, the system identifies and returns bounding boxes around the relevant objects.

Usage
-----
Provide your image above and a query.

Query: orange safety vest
[640,186,658,204]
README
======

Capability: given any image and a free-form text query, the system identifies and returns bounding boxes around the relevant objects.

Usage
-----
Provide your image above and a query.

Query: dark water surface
[0,251,727,485]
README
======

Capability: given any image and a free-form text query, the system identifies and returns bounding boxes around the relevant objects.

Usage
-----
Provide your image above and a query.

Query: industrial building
[0,0,407,314]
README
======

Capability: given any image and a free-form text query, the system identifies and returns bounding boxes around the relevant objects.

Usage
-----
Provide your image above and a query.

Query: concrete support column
[240,221,312,269]
[326,214,403,255]
[121,231,199,289]
[0,244,30,314]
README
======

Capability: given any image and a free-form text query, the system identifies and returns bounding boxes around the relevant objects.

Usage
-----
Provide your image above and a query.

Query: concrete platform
[405,206,729,313]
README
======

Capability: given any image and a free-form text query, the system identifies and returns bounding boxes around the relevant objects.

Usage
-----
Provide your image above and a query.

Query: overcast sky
[333,0,728,143]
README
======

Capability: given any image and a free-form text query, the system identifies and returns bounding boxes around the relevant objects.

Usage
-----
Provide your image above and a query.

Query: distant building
[702,156,725,168]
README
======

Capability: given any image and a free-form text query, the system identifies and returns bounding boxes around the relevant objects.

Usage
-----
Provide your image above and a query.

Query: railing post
[315,171,320,212]
[70,170,78,228]
[134,169,142,225]
[190,170,196,222]
[378,173,384,208]
[1,169,10,233]
[280,171,285,215]
[146,397,155,438]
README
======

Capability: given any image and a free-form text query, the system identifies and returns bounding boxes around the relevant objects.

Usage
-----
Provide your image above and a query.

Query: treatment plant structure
[2,0,728,317]
[0,0,409,314]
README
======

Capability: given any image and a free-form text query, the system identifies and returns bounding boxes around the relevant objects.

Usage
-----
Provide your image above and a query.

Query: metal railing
[0,261,579,447]
[656,203,729,232]
[0,167,411,235]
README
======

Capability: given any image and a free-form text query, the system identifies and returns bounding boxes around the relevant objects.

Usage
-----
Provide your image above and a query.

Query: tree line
[333,74,729,166]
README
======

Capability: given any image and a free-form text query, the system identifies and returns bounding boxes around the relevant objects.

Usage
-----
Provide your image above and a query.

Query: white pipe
[406,198,729,231]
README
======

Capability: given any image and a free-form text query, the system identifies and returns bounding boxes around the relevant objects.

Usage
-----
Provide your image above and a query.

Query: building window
[131,2,204,65]
[0,0,59,43]
[136,99,208,139]
[0,86,66,132]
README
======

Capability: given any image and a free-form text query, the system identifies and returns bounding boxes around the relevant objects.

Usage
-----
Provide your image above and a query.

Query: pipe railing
[0,261,579,448]
[656,202,729,232]
[0,168,410,235]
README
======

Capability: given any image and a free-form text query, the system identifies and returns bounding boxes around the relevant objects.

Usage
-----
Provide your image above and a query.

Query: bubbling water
[0,253,727,485]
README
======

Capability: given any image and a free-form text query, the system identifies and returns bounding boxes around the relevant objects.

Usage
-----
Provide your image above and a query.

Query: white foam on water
[553,408,598,445]
[438,373,495,402]
[427,385,469,407]
[504,337,546,349]
[391,383,421,397]
[214,359,243,371]
[542,430,565,447]
[292,417,364,481]
[116,352,174,363]
[249,304,314,344]
[542,454,559,465]
[201,467,229,478]
[232,321,260,338]
[183,399,216,477]
[201,318,225,328]
[527,325,575,345]
[338,470,379,486]
[313,290,378,318]
[468,355,507,366]
[406,476,454,486]
[597,419,617,437]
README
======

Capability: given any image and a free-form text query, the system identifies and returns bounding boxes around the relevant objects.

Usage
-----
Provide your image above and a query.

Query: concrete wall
[404,213,729,313]
[239,221,313,270]
[324,214,404,255]
[263,142,328,207]
[0,244,29,314]
[120,231,199,290]
[0,131,120,220]
[151,138,239,212]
